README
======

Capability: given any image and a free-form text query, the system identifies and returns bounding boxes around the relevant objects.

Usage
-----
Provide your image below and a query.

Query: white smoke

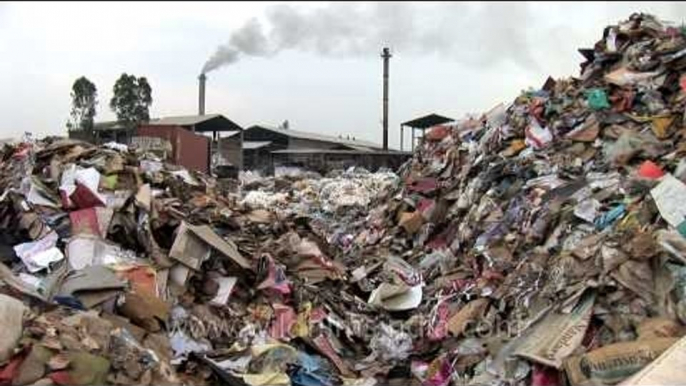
[201,2,541,74]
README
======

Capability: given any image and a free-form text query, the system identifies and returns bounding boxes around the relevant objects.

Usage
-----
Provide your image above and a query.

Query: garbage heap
[341,12,686,386]
[0,136,404,386]
[0,137,251,386]
[240,167,399,216]
[0,11,686,386]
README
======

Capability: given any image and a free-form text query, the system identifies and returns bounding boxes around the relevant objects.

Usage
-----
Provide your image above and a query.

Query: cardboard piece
[118,291,170,332]
[57,265,126,298]
[618,335,686,386]
[447,298,490,336]
[564,337,677,386]
[636,317,684,340]
[604,67,662,87]
[170,222,251,271]
[0,294,28,363]
[515,291,595,368]
[567,115,600,142]
[246,209,272,224]
[169,223,211,271]
[134,184,152,212]
[0,262,46,301]
[26,178,61,208]
[399,211,424,235]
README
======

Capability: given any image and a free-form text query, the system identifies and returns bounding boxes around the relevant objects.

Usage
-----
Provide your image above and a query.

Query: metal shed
[400,113,454,151]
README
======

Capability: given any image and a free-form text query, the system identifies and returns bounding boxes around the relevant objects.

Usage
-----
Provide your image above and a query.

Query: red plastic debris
[406,178,439,194]
[69,208,101,236]
[70,182,105,209]
[269,303,297,341]
[638,160,665,179]
[0,356,24,386]
[49,371,73,385]
[427,302,450,341]
[532,364,562,386]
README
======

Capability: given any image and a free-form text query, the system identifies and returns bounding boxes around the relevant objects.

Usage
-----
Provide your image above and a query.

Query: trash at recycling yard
[1,12,686,386]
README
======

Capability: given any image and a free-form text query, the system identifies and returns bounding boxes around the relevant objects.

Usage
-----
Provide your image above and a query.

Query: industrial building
[71,114,243,175]
[74,116,413,176]
[65,46,416,176]
[242,124,412,174]
[140,114,243,174]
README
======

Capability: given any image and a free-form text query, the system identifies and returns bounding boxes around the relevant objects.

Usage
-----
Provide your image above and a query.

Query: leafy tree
[109,73,153,130]
[67,77,97,132]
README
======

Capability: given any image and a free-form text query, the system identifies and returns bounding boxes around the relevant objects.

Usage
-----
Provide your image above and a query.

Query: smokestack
[381,47,391,151]
[198,73,206,116]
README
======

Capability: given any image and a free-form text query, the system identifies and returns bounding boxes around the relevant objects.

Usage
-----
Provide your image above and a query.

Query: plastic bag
[369,324,412,361]
[594,204,626,230]
[641,90,667,114]
[605,131,651,165]
[525,119,553,150]
[586,88,610,110]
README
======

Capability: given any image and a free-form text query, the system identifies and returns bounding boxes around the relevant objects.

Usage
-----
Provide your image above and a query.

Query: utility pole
[381,47,392,151]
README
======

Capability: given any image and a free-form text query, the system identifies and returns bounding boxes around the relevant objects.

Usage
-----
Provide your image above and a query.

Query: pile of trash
[0,135,404,385]
[241,167,398,216]
[1,12,686,386]
[0,137,252,385]
[341,12,686,386]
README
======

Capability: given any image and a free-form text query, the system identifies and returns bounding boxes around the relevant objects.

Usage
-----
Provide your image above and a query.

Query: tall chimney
[381,47,392,151]
[198,73,206,116]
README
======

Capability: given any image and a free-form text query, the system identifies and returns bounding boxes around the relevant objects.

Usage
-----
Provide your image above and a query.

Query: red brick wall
[137,125,209,173]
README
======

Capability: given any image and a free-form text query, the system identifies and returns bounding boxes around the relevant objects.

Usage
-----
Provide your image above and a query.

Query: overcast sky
[1,1,684,149]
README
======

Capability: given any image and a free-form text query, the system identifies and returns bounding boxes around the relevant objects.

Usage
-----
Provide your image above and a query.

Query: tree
[67,77,98,132]
[109,73,153,130]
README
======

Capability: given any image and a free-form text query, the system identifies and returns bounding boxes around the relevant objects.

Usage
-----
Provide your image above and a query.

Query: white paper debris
[574,199,601,223]
[210,276,237,306]
[651,174,686,228]
[13,232,64,273]
[67,235,137,270]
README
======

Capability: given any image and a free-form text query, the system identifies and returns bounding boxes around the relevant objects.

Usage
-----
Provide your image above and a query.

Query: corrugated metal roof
[146,114,243,133]
[243,141,272,150]
[95,114,243,134]
[247,125,382,150]
[347,145,378,152]
[271,148,412,155]
[401,114,454,129]
[222,131,241,138]
[147,114,223,126]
